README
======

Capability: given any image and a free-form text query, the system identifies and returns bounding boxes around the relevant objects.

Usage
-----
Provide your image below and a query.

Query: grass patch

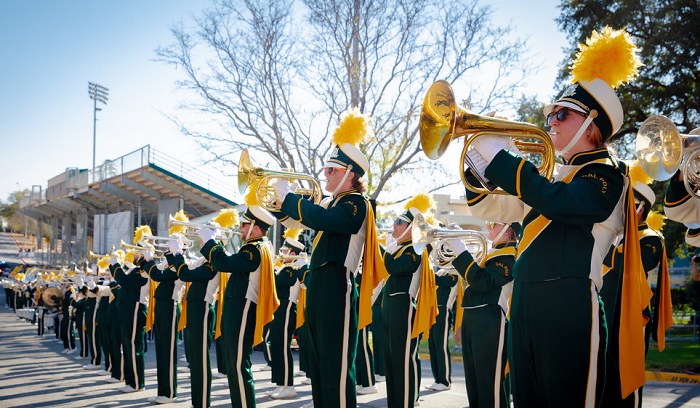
[646,340,699,373]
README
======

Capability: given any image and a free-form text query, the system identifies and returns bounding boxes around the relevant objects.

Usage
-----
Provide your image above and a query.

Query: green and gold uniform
[467,148,627,407]
[270,263,303,388]
[600,223,663,407]
[170,254,217,408]
[275,189,369,408]
[380,237,421,408]
[453,241,515,408]
[201,237,266,408]
[428,271,458,389]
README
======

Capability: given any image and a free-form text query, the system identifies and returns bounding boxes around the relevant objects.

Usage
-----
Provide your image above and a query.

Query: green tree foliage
[556,0,700,261]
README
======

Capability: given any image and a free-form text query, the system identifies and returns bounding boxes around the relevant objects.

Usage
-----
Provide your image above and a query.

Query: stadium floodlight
[88,82,109,171]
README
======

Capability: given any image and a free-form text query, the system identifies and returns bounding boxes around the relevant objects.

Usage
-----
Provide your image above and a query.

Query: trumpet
[636,115,700,196]
[168,215,239,241]
[119,240,164,257]
[140,234,194,250]
[238,148,323,212]
[88,245,115,261]
[419,80,555,194]
[411,213,488,265]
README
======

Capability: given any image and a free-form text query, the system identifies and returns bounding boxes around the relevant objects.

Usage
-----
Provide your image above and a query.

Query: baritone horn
[635,115,700,196]
[238,149,322,211]
[167,215,239,241]
[411,213,488,265]
[419,80,555,194]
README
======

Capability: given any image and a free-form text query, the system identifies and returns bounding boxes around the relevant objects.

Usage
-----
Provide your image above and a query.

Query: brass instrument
[636,115,700,196]
[411,213,488,264]
[119,240,164,257]
[167,215,239,241]
[140,234,195,251]
[419,80,555,194]
[238,148,323,211]
[41,286,63,307]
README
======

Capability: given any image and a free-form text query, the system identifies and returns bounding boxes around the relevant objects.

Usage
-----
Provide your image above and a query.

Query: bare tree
[157,0,533,202]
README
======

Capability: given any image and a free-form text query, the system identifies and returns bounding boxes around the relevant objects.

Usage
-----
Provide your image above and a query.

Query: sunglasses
[486,222,503,228]
[546,107,584,126]
[394,219,406,226]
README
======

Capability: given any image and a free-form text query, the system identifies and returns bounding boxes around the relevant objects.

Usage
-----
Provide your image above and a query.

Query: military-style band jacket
[142,259,178,301]
[201,237,263,302]
[467,148,626,289]
[453,241,515,312]
[275,189,368,274]
[664,175,700,224]
[169,252,217,302]
[380,239,421,298]
[110,263,148,307]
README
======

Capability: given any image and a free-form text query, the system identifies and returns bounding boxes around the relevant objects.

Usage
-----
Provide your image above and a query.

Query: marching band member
[426,253,459,392]
[600,164,673,407]
[169,208,237,408]
[105,276,124,384]
[142,236,182,404]
[663,128,700,224]
[59,282,77,354]
[109,235,150,393]
[462,27,649,406]
[198,196,278,408]
[271,108,387,408]
[268,229,307,399]
[82,276,101,370]
[446,222,519,407]
[371,278,386,383]
[72,283,89,360]
[380,193,437,408]
[95,277,114,377]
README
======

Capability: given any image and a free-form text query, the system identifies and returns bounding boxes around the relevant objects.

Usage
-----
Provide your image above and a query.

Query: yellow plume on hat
[244,178,261,207]
[212,208,240,229]
[169,210,189,236]
[629,162,653,185]
[134,225,153,245]
[283,228,302,241]
[571,26,642,88]
[646,210,666,232]
[332,107,374,146]
[113,249,126,264]
[124,250,135,265]
[97,256,111,271]
[404,192,435,214]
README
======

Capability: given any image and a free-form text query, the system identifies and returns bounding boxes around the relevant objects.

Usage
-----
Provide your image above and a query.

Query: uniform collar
[565,147,610,166]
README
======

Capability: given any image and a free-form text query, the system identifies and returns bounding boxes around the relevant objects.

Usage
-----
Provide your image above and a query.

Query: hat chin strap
[556,114,595,156]
[396,222,412,242]
[244,221,254,241]
[331,165,353,196]
[491,223,510,246]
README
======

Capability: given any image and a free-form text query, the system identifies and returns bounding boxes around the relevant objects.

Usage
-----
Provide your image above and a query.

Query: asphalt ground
[1,230,699,407]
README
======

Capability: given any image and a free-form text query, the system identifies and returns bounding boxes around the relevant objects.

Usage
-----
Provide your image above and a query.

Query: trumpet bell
[635,115,683,181]
[238,148,323,212]
[420,80,555,195]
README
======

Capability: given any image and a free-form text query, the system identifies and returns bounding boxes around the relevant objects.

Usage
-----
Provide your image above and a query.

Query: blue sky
[0,0,568,204]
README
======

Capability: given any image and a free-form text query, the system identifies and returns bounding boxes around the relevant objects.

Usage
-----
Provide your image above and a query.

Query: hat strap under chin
[491,223,510,246]
[331,165,353,196]
[557,114,595,155]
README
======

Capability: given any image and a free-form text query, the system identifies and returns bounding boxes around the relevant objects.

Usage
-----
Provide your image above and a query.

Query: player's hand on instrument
[109,253,119,266]
[141,249,154,262]
[294,257,308,268]
[273,179,293,203]
[168,236,184,256]
[198,227,217,245]
[444,238,467,256]
[471,135,521,162]
[87,277,96,290]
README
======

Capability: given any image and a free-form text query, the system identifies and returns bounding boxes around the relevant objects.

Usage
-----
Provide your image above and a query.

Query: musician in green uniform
[447,222,518,407]
[72,285,88,360]
[168,238,218,408]
[272,108,386,408]
[198,203,277,408]
[83,277,101,370]
[142,251,181,404]
[600,165,672,408]
[426,256,459,392]
[461,27,650,406]
[105,279,123,384]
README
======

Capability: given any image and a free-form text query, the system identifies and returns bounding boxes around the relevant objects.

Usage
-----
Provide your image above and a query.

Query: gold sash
[253,243,279,346]
[411,249,437,339]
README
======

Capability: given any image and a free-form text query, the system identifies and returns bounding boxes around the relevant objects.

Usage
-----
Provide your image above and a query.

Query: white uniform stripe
[283,301,293,385]
[237,300,251,408]
[339,269,352,408]
[130,302,139,388]
[440,310,451,384]
[200,306,210,407]
[359,328,372,385]
[168,301,177,398]
[402,300,412,408]
[493,312,506,408]
[585,282,600,408]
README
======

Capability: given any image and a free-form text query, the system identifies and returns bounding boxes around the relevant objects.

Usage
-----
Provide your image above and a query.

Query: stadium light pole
[88,82,109,171]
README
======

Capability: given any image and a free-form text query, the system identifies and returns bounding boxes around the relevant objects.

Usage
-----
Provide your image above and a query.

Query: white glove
[471,135,521,162]
[157,258,169,270]
[72,275,84,288]
[87,279,96,290]
[385,241,399,255]
[168,238,184,256]
[141,249,154,262]
[198,227,217,245]
[443,238,467,256]
[294,257,308,268]
[273,179,293,203]
[109,254,119,266]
